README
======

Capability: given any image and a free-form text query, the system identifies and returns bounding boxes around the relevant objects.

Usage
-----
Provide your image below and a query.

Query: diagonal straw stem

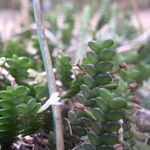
[32,0,64,149]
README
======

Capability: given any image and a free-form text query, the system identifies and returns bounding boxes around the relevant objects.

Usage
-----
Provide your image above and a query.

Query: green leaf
[0,91,12,100]
[96,74,112,85]
[86,51,98,63]
[110,97,127,109]
[13,86,30,95]
[0,117,10,125]
[83,75,95,88]
[27,99,37,110]
[0,109,12,118]
[72,126,86,136]
[16,104,27,113]
[14,95,27,104]
[0,124,10,131]
[77,117,91,126]
[32,103,41,112]
[76,94,87,104]
[75,109,86,118]
[68,111,77,124]
[88,131,100,145]
[96,97,109,111]
[92,87,101,97]
[18,57,32,66]
[98,88,112,101]
[85,98,97,107]
[119,69,128,81]
[101,133,118,144]
[117,79,127,92]
[104,83,117,90]
[83,64,96,76]
[91,122,104,135]
[88,40,114,52]
[92,108,106,122]
[84,109,96,120]
[106,110,125,121]
[91,87,112,101]
[80,84,92,99]
[6,59,17,67]
[104,121,121,132]
[98,49,115,60]
[0,100,12,110]
[96,61,113,73]
[88,41,100,52]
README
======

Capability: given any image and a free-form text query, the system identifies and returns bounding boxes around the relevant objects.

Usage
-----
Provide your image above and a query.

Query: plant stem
[32,0,64,150]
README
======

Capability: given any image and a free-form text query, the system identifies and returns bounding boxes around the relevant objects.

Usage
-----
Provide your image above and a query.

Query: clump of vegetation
[55,51,73,89]
[0,86,43,149]
[0,0,150,149]
[65,40,135,149]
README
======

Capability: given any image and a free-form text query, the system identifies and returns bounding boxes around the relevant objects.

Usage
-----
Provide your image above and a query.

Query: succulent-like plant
[97,0,111,30]
[60,3,74,47]
[46,12,58,33]
[117,39,150,84]
[5,55,32,83]
[1,38,30,58]
[55,51,73,89]
[0,86,43,149]
[116,12,138,40]
[64,3,74,29]
[60,24,72,46]
[61,73,84,99]
[67,40,135,149]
